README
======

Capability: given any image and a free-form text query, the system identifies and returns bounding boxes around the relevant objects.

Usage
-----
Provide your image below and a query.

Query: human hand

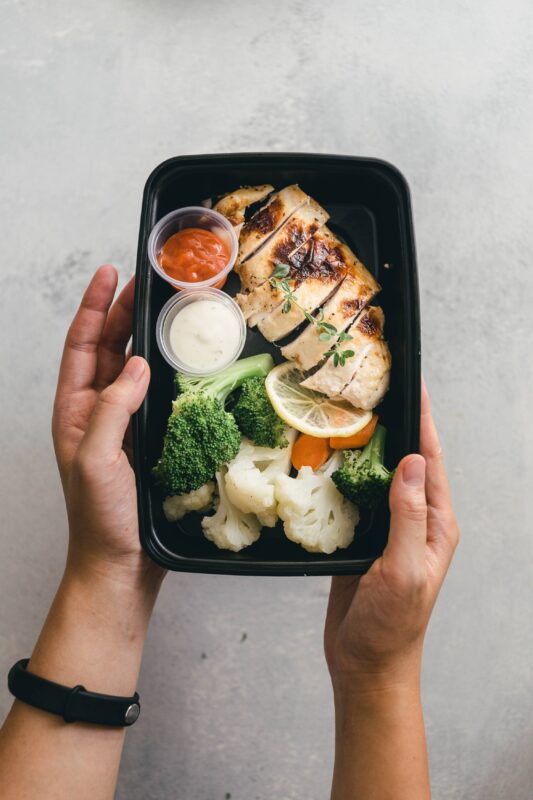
[0,267,166,800]
[324,381,459,693]
[52,265,165,596]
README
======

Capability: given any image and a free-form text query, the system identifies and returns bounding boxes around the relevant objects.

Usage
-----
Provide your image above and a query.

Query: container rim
[133,152,420,576]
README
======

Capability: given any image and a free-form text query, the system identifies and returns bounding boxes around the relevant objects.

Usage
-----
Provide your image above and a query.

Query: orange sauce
[158,228,231,287]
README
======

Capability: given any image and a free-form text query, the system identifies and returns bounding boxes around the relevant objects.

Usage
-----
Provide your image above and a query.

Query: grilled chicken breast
[281,251,380,369]
[236,184,310,268]
[237,277,285,321]
[237,197,329,291]
[254,227,349,341]
[301,306,385,398]
[214,185,274,227]
[226,183,391,411]
[235,223,321,320]
[341,340,392,410]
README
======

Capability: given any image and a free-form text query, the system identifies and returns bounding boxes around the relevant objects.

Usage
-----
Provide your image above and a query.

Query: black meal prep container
[133,153,420,576]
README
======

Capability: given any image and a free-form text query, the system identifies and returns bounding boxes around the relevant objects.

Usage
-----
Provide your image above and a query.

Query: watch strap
[8,659,140,727]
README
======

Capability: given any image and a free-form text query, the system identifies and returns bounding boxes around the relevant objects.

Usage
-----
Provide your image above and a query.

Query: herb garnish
[269,263,355,367]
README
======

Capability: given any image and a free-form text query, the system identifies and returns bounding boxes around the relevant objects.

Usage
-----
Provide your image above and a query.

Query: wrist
[330,672,429,800]
[64,544,164,607]
[26,564,161,697]
[333,677,423,741]
[60,565,159,638]
[330,651,422,701]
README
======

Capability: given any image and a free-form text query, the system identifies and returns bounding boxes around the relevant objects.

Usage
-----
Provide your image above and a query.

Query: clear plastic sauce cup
[147,206,238,291]
[156,288,247,376]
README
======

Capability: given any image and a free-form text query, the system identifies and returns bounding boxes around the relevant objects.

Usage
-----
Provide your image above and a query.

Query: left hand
[0,267,164,800]
[52,265,165,593]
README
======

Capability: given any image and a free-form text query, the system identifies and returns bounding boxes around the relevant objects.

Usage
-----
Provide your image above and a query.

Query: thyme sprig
[269,263,355,367]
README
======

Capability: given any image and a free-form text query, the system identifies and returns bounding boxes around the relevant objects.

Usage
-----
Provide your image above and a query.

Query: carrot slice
[292,433,331,471]
[330,415,379,450]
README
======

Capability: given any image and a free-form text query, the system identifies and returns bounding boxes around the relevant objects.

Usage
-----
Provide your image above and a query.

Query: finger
[420,379,452,512]
[94,277,135,390]
[56,266,118,397]
[78,357,150,462]
[420,379,459,554]
[385,455,427,572]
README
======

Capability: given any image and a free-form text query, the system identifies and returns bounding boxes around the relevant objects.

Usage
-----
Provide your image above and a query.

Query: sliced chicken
[214,185,273,227]
[237,276,287,321]
[237,197,329,291]
[254,228,349,342]
[236,185,310,268]
[301,307,385,398]
[281,250,380,369]
[341,340,392,410]
[235,229,315,320]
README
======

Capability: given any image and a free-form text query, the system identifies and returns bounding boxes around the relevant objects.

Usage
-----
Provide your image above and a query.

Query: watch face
[124,703,140,725]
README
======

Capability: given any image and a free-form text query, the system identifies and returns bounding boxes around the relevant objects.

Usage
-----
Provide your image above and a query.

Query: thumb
[81,357,150,460]
[385,455,428,569]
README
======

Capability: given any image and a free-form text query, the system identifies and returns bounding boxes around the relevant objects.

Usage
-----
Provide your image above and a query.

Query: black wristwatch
[8,659,140,727]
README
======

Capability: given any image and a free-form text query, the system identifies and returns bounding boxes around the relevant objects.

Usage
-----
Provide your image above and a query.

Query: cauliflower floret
[224,430,296,527]
[275,452,359,554]
[201,469,261,552]
[163,482,215,522]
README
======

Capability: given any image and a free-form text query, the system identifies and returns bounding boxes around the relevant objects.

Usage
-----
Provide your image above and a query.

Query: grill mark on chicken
[355,306,381,335]
[340,297,366,317]
[237,185,311,269]
[278,237,345,286]
[271,218,321,265]
[280,236,380,371]
[243,196,283,236]
[214,184,273,228]
[238,199,329,291]
[297,242,346,281]
[236,225,330,321]
[253,227,349,341]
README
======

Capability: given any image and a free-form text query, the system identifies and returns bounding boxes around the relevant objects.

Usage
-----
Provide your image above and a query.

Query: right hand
[324,382,459,691]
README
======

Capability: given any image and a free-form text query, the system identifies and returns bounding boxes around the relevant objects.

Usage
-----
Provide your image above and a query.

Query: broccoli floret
[175,353,274,404]
[153,394,241,495]
[232,376,287,448]
[153,354,275,495]
[332,425,394,511]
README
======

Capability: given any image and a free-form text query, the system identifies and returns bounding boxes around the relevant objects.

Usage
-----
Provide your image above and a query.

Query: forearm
[0,566,161,800]
[331,675,430,800]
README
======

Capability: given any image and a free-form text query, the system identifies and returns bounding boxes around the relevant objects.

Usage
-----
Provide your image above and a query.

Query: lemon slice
[265,362,372,438]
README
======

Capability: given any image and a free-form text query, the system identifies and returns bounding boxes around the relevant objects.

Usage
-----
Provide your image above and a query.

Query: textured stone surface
[1,1,532,798]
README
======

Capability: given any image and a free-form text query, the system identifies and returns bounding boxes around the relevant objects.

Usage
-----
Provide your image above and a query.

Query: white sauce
[167,299,241,371]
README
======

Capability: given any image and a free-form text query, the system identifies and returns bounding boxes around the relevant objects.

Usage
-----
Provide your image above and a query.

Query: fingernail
[124,357,146,382]
[402,456,426,486]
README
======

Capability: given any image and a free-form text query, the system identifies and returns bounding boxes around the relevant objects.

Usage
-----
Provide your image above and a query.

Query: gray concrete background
[1,0,532,797]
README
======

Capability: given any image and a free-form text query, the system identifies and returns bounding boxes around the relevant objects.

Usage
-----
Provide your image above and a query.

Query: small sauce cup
[148,207,238,291]
[155,288,247,376]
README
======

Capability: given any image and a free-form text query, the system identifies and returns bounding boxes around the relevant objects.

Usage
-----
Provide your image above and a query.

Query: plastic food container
[147,206,238,290]
[133,153,421,576]
[155,288,246,375]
